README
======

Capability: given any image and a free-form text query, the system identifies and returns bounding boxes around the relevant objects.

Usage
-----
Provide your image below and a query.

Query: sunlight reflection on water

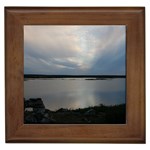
[24,78,126,111]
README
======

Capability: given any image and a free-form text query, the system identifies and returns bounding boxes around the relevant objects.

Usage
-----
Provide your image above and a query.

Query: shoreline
[24,98,126,124]
[24,74,126,79]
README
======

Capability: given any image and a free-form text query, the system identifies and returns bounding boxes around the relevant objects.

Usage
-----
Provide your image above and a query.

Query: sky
[24,25,126,75]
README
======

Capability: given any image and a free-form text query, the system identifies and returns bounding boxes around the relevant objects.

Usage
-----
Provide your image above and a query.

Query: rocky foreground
[24,98,126,124]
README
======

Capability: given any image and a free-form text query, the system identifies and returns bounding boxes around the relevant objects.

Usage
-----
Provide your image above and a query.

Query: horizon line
[24,74,126,78]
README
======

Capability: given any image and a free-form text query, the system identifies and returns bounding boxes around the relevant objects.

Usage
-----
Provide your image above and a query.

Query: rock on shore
[24,98,55,124]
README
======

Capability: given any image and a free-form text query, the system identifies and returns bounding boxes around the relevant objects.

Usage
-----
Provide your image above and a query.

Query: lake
[24,78,126,111]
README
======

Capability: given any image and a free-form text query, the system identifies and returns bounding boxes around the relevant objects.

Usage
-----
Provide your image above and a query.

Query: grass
[25,103,126,124]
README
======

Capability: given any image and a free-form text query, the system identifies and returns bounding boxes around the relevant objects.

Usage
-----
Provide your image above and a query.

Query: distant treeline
[24,74,126,79]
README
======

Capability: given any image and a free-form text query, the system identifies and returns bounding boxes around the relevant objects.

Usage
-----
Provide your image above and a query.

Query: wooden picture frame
[5,7,145,143]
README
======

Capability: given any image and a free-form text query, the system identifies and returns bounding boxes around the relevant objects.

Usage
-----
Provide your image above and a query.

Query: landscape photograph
[24,25,126,124]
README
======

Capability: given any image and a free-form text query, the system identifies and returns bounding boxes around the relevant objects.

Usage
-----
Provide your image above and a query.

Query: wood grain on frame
[5,7,145,143]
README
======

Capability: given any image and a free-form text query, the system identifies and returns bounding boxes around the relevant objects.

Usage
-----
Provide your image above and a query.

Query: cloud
[24,25,126,75]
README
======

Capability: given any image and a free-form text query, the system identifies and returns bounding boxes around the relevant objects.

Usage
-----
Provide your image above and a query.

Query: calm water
[24,78,126,111]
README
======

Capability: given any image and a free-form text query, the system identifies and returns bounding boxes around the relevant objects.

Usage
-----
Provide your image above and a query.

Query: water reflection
[24,78,126,111]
